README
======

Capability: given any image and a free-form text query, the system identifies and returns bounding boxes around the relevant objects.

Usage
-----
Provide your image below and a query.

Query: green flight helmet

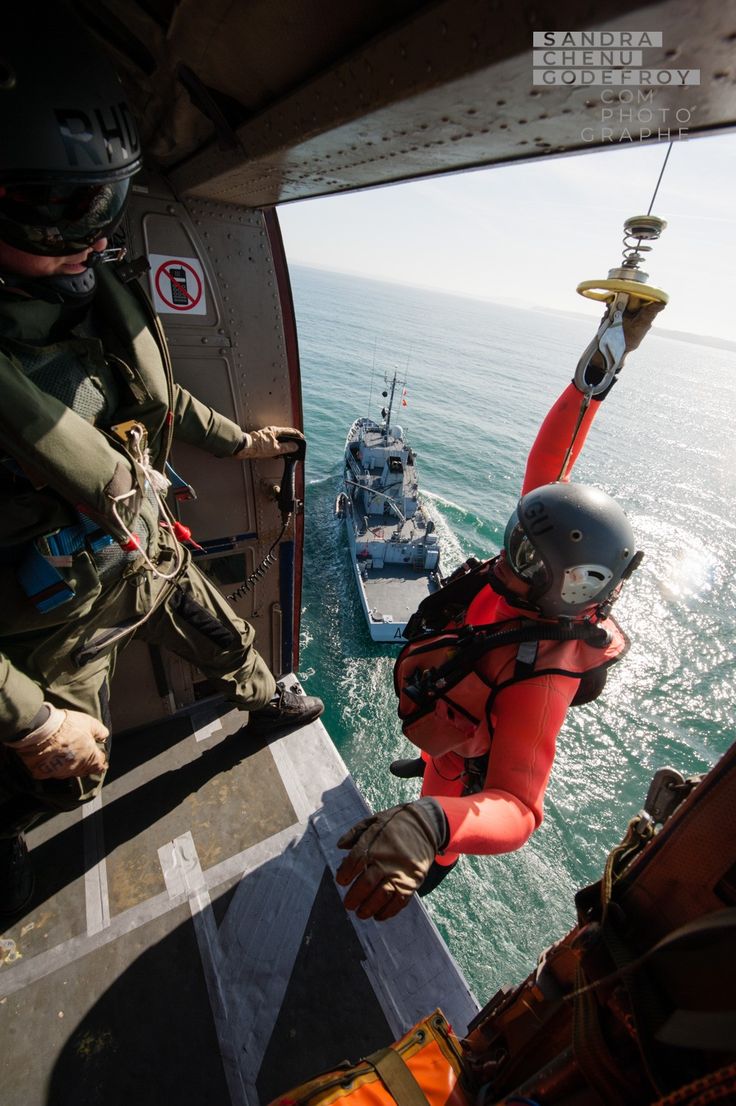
[503,482,642,618]
[0,4,141,256]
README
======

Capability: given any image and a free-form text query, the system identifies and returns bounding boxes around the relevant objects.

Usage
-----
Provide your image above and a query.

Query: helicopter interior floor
[0,681,477,1106]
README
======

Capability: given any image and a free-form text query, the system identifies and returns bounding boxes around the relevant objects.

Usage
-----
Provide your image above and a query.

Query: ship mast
[381,370,404,439]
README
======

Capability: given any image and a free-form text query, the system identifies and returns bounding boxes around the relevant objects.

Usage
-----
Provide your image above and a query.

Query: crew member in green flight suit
[0,10,323,915]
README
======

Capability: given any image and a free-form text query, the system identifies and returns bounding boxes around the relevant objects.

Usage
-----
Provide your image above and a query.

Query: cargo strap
[570,909,736,1098]
[572,961,642,1105]
[365,1047,431,1106]
[599,768,701,911]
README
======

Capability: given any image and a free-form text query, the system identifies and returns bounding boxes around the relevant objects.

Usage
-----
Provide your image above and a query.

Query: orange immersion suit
[416,383,627,866]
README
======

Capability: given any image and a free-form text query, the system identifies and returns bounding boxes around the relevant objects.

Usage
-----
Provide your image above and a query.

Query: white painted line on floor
[82,793,111,937]
[160,832,251,1106]
[268,735,313,823]
[0,823,302,999]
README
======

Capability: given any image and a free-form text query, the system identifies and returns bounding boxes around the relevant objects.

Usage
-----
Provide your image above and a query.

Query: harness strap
[451,619,608,676]
[364,1047,431,1106]
[408,620,610,709]
[121,271,176,470]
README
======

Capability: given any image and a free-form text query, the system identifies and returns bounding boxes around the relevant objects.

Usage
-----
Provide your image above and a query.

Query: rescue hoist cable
[646,140,674,216]
[557,142,674,481]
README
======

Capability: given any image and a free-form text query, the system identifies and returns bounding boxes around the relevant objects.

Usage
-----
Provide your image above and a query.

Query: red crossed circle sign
[154,259,203,311]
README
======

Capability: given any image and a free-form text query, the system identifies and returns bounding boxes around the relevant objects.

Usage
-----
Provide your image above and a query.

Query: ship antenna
[368,337,377,412]
[384,369,398,437]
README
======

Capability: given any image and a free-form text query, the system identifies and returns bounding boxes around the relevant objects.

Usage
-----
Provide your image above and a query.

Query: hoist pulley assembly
[577,214,669,306]
[571,212,669,402]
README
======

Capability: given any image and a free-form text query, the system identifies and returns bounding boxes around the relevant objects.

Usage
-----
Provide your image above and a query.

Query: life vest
[394,557,629,758]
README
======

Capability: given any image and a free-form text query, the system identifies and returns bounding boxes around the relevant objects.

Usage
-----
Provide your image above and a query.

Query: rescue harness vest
[0,266,185,614]
[394,557,629,758]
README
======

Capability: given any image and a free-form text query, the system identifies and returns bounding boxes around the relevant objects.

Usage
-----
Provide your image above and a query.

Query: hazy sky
[278,133,736,342]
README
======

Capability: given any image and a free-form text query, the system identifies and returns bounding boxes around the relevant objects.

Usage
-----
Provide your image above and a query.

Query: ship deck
[362,566,439,627]
[0,684,477,1106]
[363,513,428,544]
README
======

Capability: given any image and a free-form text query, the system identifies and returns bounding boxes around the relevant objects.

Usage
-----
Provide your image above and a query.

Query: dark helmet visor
[504,511,550,589]
[0,178,130,255]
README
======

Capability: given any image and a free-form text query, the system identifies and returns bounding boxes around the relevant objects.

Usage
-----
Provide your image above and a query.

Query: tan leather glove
[11,705,109,780]
[233,427,304,460]
[335,798,448,921]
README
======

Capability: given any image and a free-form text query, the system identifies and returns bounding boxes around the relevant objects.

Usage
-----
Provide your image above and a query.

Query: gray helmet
[0,5,141,255]
[503,482,641,618]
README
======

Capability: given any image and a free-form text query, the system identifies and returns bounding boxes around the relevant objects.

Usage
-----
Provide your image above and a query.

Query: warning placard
[148,254,207,315]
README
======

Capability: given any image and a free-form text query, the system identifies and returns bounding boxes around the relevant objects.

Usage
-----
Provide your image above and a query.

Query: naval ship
[2,2,735,1104]
[337,373,441,642]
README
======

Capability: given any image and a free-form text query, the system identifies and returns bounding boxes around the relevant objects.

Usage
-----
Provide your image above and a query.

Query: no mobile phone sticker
[149,254,207,314]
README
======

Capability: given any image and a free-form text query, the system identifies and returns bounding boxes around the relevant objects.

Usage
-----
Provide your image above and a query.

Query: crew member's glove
[335,798,449,921]
[232,426,304,460]
[10,705,109,780]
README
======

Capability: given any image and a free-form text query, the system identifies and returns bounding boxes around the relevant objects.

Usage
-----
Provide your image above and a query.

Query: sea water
[290,263,735,1003]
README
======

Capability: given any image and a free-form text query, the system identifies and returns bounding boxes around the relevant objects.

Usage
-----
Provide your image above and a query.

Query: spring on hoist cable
[621,227,656,271]
[618,214,667,277]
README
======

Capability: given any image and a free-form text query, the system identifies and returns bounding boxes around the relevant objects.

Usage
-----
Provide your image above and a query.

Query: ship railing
[345,452,364,481]
[344,479,406,524]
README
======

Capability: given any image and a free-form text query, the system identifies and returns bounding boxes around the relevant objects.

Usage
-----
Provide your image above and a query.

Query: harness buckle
[165,461,197,502]
[574,292,629,397]
[110,419,148,457]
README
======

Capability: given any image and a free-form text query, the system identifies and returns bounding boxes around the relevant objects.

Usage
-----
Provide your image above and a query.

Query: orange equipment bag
[267,1010,470,1106]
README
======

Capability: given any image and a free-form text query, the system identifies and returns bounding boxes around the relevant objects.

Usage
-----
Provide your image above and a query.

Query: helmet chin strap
[44,265,98,303]
[487,555,542,614]
[0,266,94,304]
[0,246,124,305]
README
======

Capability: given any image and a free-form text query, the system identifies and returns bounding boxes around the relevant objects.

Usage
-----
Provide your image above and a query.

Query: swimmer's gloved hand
[580,300,666,399]
[619,299,666,355]
[232,426,304,459]
[335,798,449,921]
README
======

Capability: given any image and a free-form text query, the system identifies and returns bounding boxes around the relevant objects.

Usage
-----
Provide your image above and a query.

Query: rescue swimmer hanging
[335,215,669,922]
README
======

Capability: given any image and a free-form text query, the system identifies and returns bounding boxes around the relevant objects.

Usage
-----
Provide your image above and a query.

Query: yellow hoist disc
[576,278,669,305]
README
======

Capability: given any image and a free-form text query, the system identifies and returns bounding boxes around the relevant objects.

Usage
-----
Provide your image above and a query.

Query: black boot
[247,681,324,737]
[389,757,426,779]
[417,859,458,897]
[0,834,34,917]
